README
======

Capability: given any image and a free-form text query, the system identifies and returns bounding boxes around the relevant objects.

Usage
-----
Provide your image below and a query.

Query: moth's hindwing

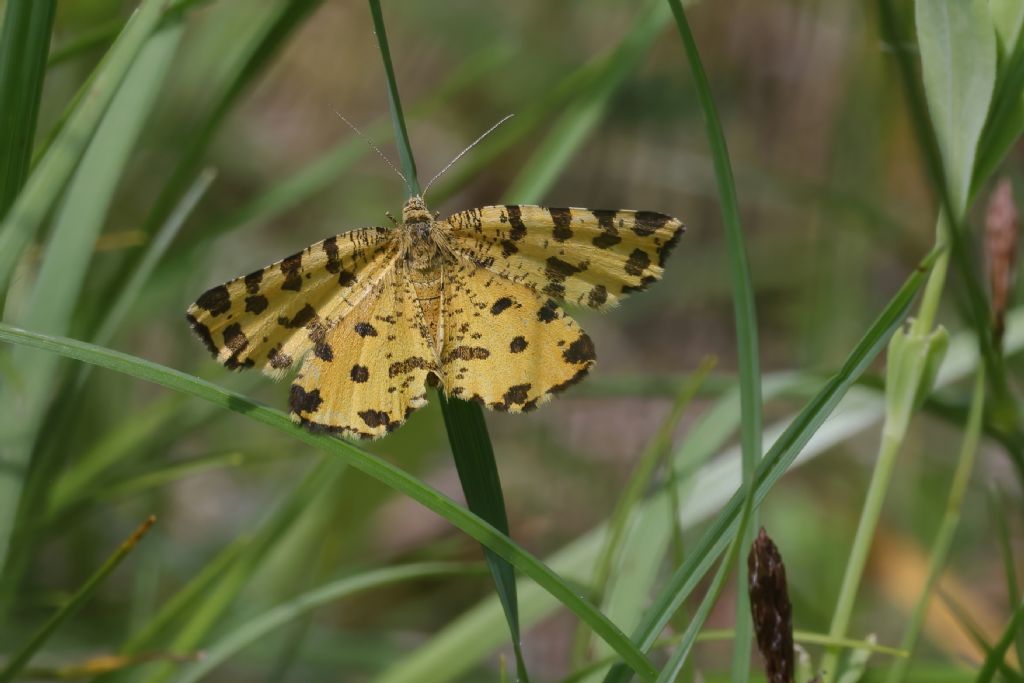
[289,273,438,439]
[440,258,595,411]
[186,226,397,377]
[443,205,683,309]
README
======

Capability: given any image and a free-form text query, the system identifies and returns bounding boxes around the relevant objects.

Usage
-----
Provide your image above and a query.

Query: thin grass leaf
[0,516,156,683]
[127,461,348,683]
[601,248,939,683]
[168,563,485,683]
[573,358,713,667]
[366,1,527,676]
[975,597,1024,683]
[0,324,657,682]
[0,0,56,219]
[0,18,182,593]
[664,1,763,677]
[885,367,986,683]
[654,498,753,683]
[129,0,323,250]
[367,0,419,195]
[0,0,165,293]
[989,486,1024,668]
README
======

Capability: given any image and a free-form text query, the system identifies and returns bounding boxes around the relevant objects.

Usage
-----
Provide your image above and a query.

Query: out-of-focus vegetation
[0,0,1021,682]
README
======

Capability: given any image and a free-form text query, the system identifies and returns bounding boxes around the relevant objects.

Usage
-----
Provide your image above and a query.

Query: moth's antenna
[334,111,411,195]
[422,114,514,198]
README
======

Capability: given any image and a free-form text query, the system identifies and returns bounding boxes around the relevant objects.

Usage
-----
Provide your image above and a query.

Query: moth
[187,115,683,439]
[187,194,683,439]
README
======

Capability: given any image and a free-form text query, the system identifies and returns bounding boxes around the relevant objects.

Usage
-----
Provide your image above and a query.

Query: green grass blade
[886,367,986,683]
[0,0,166,293]
[0,324,658,682]
[367,0,420,195]
[654,500,752,683]
[113,460,343,659]
[439,393,530,680]
[974,597,1024,683]
[168,563,485,683]
[601,248,938,683]
[0,516,156,683]
[126,0,322,269]
[0,0,56,219]
[0,17,183,588]
[989,486,1024,668]
[573,359,713,666]
[664,2,763,677]
[366,0,528,676]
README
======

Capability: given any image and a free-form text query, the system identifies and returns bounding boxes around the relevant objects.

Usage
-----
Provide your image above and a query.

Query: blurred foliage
[0,0,1022,682]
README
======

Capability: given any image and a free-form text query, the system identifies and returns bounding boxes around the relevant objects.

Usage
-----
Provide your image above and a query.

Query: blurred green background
[0,0,1022,681]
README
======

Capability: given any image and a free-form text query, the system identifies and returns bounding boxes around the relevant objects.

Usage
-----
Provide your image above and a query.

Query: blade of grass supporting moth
[366,0,528,677]
[168,562,486,683]
[0,323,657,682]
[664,2,763,678]
[0,0,166,295]
[600,247,939,683]
[0,516,156,683]
[0,0,56,220]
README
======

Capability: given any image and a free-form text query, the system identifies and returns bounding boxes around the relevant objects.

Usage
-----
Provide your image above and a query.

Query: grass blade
[0,323,658,681]
[0,18,183,591]
[367,0,419,195]
[0,0,166,293]
[573,359,713,665]
[366,0,528,676]
[169,563,485,683]
[885,367,986,683]
[0,0,56,219]
[0,516,156,683]
[975,597,1024,683]
[601,247,939,683]
[664,2,763,677]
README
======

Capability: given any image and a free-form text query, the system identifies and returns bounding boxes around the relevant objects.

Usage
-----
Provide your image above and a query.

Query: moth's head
[402,196,432,225]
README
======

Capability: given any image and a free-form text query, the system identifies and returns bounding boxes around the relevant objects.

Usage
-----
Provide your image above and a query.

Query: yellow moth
[187,172,682,439]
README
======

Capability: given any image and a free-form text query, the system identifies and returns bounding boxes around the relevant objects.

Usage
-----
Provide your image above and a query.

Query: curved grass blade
[169,563,485,683]
[0,0,166,294]
[664,1,763,676]
[0,323,658,682]
[601,247,939,683]
[0,516,156,683]
[0,0,56,219]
